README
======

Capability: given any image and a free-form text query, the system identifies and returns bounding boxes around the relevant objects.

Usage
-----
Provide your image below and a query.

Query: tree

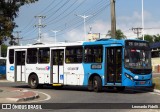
[107,29,126,39]
[138,34,154,43]
[0,0,38,44]
[1,44,7,57]
[153,34,160,42]
[144,34,154,43]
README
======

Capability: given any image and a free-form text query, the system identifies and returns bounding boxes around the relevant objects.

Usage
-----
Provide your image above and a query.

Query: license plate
[140,81,145,85]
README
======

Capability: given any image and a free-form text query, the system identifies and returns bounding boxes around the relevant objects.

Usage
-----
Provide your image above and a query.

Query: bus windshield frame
[124,40,152,74]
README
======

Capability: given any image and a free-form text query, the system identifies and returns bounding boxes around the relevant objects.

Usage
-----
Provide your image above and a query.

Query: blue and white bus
[6,39,152,92]
[0,57,6,75]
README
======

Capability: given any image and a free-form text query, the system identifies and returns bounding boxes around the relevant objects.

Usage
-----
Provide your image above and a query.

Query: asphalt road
[0,81,160,112]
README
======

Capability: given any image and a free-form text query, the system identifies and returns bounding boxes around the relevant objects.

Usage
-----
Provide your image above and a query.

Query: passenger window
[38,48,50,64]
[9,49,14,64]
[65,46,83,63]
[84,45,103,63]
[27,48,37,64]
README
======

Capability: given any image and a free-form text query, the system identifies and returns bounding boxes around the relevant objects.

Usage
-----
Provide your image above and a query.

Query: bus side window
[84,45,103,63]
[38,48,50,64]
[9,49,14,64]
[65,46,83,63]
[27,48,38,64]
[59,51,64,65]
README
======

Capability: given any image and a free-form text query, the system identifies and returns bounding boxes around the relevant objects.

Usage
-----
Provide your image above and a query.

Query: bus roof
[7,38,145,49]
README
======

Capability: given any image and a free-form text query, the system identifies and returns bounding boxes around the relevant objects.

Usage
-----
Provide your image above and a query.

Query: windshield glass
[125,48,151,69]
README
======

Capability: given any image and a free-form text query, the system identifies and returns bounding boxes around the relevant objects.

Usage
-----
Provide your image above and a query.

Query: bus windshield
[125,48,151,69]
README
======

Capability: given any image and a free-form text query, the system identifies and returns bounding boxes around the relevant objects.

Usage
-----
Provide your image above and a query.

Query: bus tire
[88,79,93,91]
[93,76,102,92]
[28,74,39,89]
[116,86,125,92]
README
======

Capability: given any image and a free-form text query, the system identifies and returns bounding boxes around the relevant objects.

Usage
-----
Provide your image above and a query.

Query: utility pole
[132,27,142,38]
[14,31,23,45]
[75,14,94,41]
[35,15,46,42]
[110,0,116,38]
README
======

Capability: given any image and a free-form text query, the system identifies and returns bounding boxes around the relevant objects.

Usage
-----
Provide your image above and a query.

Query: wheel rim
[31,78,36,86]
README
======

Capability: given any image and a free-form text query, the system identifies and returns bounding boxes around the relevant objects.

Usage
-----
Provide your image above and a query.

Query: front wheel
[28,74,39,89]
[93,76,102,92]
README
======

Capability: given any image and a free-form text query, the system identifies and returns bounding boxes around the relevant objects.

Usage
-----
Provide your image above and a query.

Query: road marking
[27,90,51,103]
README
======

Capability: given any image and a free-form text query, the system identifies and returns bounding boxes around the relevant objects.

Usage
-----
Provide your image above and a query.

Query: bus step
[52,83,63,86]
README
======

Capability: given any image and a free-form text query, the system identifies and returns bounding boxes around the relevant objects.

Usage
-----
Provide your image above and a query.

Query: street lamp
[51,30,60,44]
[75,14,94,41]
[142,0,144,40]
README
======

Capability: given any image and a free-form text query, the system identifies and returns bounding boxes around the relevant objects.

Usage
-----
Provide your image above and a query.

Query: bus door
[15,50,26,82]
[50,49,64,84]
[106,47,122,85]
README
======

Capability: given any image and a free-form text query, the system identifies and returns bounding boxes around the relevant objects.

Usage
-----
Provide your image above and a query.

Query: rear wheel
[28,74,39,89]
[93,76,102,92]
[88,79,93,91]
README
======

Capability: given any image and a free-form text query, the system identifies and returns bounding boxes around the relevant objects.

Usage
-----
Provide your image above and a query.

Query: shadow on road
[12,84,153,94]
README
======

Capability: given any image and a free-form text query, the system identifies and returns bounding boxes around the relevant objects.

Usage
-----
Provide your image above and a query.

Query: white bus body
[6,42,84,87]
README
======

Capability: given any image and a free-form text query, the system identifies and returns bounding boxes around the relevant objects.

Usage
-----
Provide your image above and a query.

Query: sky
[13,0,160,45]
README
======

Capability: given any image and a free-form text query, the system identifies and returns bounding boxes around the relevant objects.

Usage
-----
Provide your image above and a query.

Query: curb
[6,89,39,102]
[153,89,160,94]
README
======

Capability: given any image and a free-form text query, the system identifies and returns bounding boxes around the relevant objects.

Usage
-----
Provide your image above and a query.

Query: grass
[153,77,160,90]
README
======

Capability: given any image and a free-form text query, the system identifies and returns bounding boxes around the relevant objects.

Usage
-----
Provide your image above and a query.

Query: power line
[45,0,78,25]
[20,0,110,42]
[19,0,57,35]
[56,2,111,38]
[37,0,57,15]
[44,0,70,22]
[51,0,109,31]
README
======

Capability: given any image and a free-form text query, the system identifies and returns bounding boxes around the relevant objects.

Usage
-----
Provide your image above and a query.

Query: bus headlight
[134,75,139,79]
[125,73,133,81]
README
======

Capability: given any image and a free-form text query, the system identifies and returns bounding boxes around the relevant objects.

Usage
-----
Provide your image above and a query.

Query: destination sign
[125,40,149,47]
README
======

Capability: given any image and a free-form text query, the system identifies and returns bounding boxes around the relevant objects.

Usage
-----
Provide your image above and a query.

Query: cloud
[41,33,55,43]
[64,29,85,42]
[61,20,111,42]
[117,11,160,38]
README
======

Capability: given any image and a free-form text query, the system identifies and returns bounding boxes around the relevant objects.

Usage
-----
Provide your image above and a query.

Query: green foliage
[0,0,38,45]
[1,44,7,57]
[107,29,126,39]
[153,34,160,42]
[138,34,160,43]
